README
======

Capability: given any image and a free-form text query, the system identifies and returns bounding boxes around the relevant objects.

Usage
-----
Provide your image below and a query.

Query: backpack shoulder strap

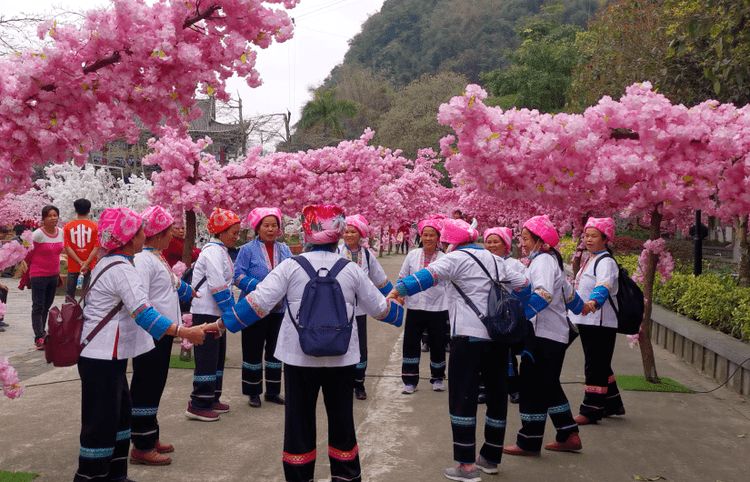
[451,281,484,321]
[80,260,126,303]
[591,253,620,315]
[592,252,614,276]
[456,249,492,279]
[365,248,371,272]
[291,255,318,279]
[328,258,350,279]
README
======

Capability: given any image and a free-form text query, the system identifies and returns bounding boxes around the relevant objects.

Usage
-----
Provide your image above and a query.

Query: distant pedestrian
[63,199,100,299]
[29,205,64,349]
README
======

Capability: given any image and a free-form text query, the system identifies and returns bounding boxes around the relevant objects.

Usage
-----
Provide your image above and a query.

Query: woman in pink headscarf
[336,214,393,400]
[129,206,202,466]
[397,215,449,395]
[503,215,585,457]
[569,217,625,425]
[74,208,205,482]
[233,207,292,408]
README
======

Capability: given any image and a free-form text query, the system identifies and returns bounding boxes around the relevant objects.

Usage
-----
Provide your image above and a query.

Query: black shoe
[354,388,367,400]
[264,394,285,405]
[477,392,486,404]
[421,342,429,353]
[0,320,8,327]
[248,395,261,408]
[509,392,520,404]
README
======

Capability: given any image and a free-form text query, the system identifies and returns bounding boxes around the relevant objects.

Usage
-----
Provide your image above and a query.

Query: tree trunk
[378,227,384,257]
[737,215,750,288]
[639,207,662,382]
[183,210,197,266]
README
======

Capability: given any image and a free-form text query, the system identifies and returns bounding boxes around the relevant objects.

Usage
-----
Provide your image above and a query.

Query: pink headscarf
[484,227,513,249]
[523,215,560,248]
[207,208,240,234]
[247,207,283,237]
[98,207,143,250]
[301,205,346,245]
[141,206,174,237]
[418,214,446,236]
[584,217,616,242]
[345,214,369,239]
[440,218,474,245]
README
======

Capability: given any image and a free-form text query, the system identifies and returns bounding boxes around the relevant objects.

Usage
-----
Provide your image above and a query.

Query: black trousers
[75,357,131,482]
[448,336,508,464]
[130,333,174,451]
[0,286,7,321]
[30,275,58,341]
[66,271,91,300]
[577,324,624,420]
[402,309,448,386]
[282,364,360,482]
[190,314,227,410]
[241,311,283,397]
[354,315,368,391]
[515,337,578,452]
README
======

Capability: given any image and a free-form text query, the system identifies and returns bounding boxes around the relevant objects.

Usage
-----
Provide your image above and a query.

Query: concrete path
[1,253,749,481]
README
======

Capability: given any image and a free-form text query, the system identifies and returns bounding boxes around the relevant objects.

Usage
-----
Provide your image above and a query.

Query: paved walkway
[1,253,749,481]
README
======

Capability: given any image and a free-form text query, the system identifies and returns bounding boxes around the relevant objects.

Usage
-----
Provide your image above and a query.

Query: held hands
[385,288,405,306]
[191,287,201,299]
[581,300,597,316]
[201,320,225,339]
[183,326,206,345]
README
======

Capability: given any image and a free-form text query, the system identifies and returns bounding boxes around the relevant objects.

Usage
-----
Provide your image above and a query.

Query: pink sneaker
[212,402,230,413]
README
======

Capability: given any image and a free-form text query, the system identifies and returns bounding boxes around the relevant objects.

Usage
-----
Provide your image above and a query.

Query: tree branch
[183,5,222,29]
[83,50,121,74]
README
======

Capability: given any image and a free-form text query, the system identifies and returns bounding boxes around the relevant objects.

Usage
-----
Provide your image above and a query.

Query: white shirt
[246,250,391,367]
[569,251,619,328]
[134,249,183,326]
[423,247,529,339]
[526,253,576,344]
[190,240,235,316]
[398,248,448,311]
[81,255,158,360]
[504,256,526,274]
[337,244,391,316]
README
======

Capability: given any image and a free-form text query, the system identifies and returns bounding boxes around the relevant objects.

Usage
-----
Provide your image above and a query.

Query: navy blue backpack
[287,256,355,357]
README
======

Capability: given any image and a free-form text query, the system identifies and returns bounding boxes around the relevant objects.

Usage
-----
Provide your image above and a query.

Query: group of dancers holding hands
[71,203,624,482]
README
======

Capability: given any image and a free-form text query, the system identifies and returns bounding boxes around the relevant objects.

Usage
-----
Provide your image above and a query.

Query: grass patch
[169,354,195,369]
[0,470,40,482]
[615,375,693,393]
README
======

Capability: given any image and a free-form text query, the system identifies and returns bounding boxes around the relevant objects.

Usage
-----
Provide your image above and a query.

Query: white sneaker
[432,380,446,391]
[402,384,417,395]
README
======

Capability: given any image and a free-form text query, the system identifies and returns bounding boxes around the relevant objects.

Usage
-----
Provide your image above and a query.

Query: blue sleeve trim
[567,291,584,315]
[511,284,532,302]
[376,300,403,328]
[134,307,171,340]
[221,296,263,333]
[177,279,192,302]
[212,288,235,312]
[525,293,549,319]
[235,274,259,294]
[399,268,435,297]
[378,280,394,296]
[395,281,409,297]
[590,286,610,306]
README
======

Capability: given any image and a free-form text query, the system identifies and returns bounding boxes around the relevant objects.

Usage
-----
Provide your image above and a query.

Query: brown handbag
[45,261,125,367]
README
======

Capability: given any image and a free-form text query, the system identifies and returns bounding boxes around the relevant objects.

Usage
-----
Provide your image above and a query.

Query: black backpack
[451,250,528,344]
[179,267,206,313]
[593,254,644,335]
[286,256,355,357]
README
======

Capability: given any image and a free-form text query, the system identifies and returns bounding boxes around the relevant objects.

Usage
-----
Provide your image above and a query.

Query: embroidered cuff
[400,268,436,296]
[221,294,266,333]
[567,291,584,315]
[512,283,532,301]
[590,285,610,306]
[525,292,550,319]
[133,304,171,340]
[211,286,235,312]
[377,280,394,296]
[235,274,260,294]
[177,279,192,302]
[375,300,403,327]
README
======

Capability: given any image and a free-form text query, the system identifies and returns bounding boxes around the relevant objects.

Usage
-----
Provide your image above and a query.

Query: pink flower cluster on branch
[633,238,674,284]
[0,0,299,195]
[0,355,24,399]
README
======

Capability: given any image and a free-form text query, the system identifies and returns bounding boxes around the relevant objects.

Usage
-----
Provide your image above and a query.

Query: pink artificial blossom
[171,261,188,279]
[0,356,24,399]
[181,313,193,350]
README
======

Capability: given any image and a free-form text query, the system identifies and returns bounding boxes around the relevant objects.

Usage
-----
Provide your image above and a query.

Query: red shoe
[502,444,540,456]
[185,403,220,422]
[155,440,174,454]
[35,338,45,350]
[130,448,172,466]
[574,414,596,425]
[212,402,230,413]
[544,433,582,452]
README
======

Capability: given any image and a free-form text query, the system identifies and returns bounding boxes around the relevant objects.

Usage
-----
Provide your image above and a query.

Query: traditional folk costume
[130,207,193,457]
[75,208,173,482]
[506,215,585,455]
[398,216,449,390]
[221,205,403,482]
[336,214,393,397]
[234,207,291,404]
[188,209,243,414]
[394,218,532,468]
[570,217,625,423]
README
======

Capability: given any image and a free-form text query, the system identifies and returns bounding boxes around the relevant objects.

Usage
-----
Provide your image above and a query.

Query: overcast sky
[5,0,386,124]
